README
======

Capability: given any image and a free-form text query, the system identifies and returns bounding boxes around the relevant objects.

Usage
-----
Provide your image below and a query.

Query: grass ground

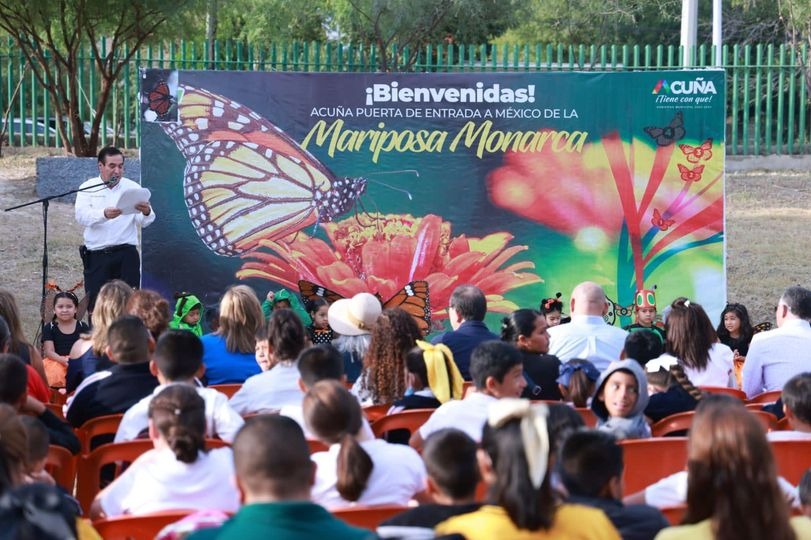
[2,147,810,340]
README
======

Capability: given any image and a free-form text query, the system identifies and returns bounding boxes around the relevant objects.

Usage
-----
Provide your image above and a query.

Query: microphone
[106,174,120,186]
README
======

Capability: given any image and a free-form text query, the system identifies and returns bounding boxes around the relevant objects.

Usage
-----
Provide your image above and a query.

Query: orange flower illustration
[237,213,542,318]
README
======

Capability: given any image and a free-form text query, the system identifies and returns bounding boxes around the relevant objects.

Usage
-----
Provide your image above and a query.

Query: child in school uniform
[115,329,244,443]
[304,380,427,510]
[91,385,240,519]
[229,309,308,414]
[591,359,651,440]
[170,293,204,337]
[410,341,527,450]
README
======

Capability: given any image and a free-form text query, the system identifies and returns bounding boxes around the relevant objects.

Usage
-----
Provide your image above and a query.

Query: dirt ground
[2,147,810,341]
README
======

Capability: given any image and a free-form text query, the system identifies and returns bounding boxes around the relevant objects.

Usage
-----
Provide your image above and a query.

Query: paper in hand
[115,187,152,215]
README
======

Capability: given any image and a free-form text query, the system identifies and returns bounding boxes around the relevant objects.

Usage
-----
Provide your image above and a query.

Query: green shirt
[188,501,376,540]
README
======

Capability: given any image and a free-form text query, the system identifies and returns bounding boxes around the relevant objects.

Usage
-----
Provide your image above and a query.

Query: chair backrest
[209,384,242,398]
[770,439,811,484]
[699,386,747,401]
[76,438,230,514]
[332,505,408,529]
[45,444,76,492]
[750,410,779,431]
[371,409,435,439]
[574,407,598,428]
[651,412,695,437]
[92,510,195,540]
[76,414,124,455]
[307,439,329,454]
[620,437,688,495]
[362,403,393,424]
[660,505,687,526]
[747,389,782,405]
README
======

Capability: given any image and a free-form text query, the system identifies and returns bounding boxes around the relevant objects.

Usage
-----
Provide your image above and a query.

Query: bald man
[547,282,628,371]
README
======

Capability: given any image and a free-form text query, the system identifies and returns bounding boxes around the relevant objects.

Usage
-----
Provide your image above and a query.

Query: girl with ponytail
[304,380,427,509]
[436,399,620,539]
[644,356,703,423]
[90,385,239,519]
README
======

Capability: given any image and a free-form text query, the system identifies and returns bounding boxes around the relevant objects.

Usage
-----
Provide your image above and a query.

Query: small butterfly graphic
[644,112,686,147]
[651,208,676,231]
[604,297,635,325]
[677,164,705,182]
[679,138,713,163]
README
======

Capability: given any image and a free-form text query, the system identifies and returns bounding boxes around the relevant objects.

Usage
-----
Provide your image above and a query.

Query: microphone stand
[4,180,109,334]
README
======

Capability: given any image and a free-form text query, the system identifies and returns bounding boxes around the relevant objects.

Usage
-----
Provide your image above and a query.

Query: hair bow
[416,340,464,403]
[556,361,600,386]
[488,399,549,489]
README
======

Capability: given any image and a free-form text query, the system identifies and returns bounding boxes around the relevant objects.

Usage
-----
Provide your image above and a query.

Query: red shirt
[27,365,51,403]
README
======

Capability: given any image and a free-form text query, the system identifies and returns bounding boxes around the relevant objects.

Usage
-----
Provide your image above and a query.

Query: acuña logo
[652,77,717,95]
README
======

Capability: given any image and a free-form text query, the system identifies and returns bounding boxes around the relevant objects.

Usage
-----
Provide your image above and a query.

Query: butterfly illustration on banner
[140,69,180,123]
[298,279,432,334]
[160,84,368,256]
[650,208,676,231]
[679,138,713,163]
[643,111,686,146]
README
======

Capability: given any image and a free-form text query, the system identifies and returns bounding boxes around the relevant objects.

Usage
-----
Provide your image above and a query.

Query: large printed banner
[140,69,726,328]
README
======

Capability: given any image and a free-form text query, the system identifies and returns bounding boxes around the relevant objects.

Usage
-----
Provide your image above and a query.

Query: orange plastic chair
[699,386,747,401]
[333,505,408,529]
[746,389,782,404]
[750,410,779,431]
[371,409,435,439]
[76,414,124,455]
[777,417,790,431]
[50,388,68,405]
[76,438,230,514]
[307,439,329,453]
[770,439,811,484]
[209,384,242,398]
[45,444,77,492]
[620,437,688,495]
[660,505,687,526]
[574,407,598,428]
[362,403,392,423]
[92,510,195,540]
[650,412,695,437]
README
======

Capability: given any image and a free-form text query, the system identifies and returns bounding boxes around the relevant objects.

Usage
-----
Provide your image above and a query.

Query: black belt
[90,244,134,254]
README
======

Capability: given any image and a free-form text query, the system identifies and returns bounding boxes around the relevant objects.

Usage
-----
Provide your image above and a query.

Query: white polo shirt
[418,391,497,442]
[644,470,799,508]
[74,176,155,249]
[547,315,628,372]
[311,438,426,510]
[99,446,239,517]
[114,383,244,443]
[229,362,303,415]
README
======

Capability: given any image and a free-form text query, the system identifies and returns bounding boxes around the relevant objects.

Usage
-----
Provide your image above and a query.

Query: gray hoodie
[591,359,651,440]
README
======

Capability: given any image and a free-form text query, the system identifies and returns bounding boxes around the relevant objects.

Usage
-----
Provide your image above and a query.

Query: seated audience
[19,416,55,486]
[411,341,527,449]
[67,280,131,392]
[126,289,172,340]
[559,430,669,540]
[623,287,666,344]
[229,308,307,414]
[591,359,651,440]
[431,285,499,380]
[201,285,263,385]
[715,301,753,363]
[660,297,734,388]
[557,359,600,408]
[501,308,562,401]
[41,290,89,388]
[768,372,811,441]
[378,429,481,538]
[622,330,663,365]
[0,290,47,385]
[644,356,702,423]
[304,380,427,509]
[435,399,620,539]
[0,316,50,404]
[170,292,204,336]
[187,415,374,540]
[66,315,159,429]
[0,354,79,454]
[353,308,423,405]
[389,341,464,415]
[91,385,239,519]
[653,396,811,539]
[115,329,244,443]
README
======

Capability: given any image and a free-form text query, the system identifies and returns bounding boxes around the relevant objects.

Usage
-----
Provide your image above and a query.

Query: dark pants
[82,244,140,311]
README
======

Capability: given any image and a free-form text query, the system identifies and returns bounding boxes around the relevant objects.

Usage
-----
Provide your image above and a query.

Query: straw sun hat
[327,293,383,336]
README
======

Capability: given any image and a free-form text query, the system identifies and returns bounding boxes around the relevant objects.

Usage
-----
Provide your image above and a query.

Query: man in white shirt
[548,281,628,371]
[75,146,155,310]
[742,286,811,398]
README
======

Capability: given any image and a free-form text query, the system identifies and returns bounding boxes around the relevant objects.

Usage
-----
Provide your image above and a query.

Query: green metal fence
[0,38,808,155]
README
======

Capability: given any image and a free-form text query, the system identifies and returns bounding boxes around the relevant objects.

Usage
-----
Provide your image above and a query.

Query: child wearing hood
[262,289,312,327]
[591,359,650,440]
[169,293,204,337]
